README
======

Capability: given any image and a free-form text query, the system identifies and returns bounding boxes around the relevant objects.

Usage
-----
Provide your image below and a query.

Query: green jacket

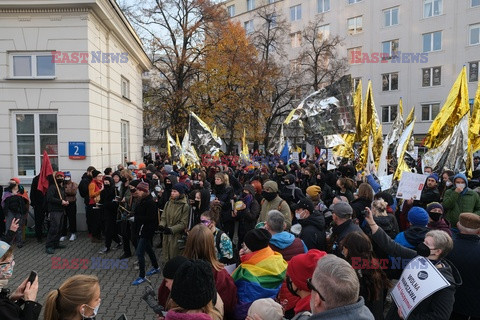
[160,195,190,261]
[258,195,292,229]
[443,189,480,227]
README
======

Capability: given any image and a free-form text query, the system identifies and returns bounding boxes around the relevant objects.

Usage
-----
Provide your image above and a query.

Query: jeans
[136,237,158,278]
[46,211,65,249]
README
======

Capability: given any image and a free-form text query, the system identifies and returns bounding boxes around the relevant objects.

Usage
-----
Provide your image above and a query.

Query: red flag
[38,150,53,195]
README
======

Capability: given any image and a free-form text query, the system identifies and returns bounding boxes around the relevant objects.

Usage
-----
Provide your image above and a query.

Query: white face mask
[295,212,303,220]
[81,302,100,319]
[445,181,452,187]
[456,183,466,190]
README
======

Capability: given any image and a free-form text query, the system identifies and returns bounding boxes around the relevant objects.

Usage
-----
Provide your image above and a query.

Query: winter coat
[330,219,362,256]
[212,184,234,223]
[374,214,399,239]
[371,227,462,320]
[259,196,292,229]
[394,226,429,249]
[29,175,45,209]
[443,188,480,227]
[350,197,372,219]
[160,195,190,261]
[165,310,214,320]
[2,191,25,216]
[78,172,92,205]
[298,212,327,251]
[133,194,158,239]
[269,231,307,261]
[447,232,480,318]
[414,187,440,209]
[64,181,78,203]
[46,184,65,213]
[428,219,452,236]
[292,297,374,320]
[0,295,42,320]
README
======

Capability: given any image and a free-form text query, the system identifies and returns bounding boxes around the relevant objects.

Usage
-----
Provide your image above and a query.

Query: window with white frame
[347,47,362,64]
[10,52,55,78]
[290,5,302,21]
[470,23,480,45]
[421,103,440,121]
[318,0,330,13]
[14,113,58,176]
[423,31,442,52]
[121,77,130,99]
[244,20,254,34]
[290,32,302,48]
[384,7,399,27]
[121,120,130,163]
[382,105,398,123]
[422,66,441,86]
[348,0,362,4]
[246,0,255,11]
[227,5,235,17]
[473,0,480,7]
[382,72,398,91]
[347,16,363,35]
[382,39,399,59]
[423,0,442,18]
[469,61,479,82]
[318,24,330,39]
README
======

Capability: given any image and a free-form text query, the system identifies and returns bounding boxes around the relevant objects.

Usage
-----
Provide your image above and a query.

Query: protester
[394,206,430,249]
[88,170,104,242]
[30,174,46,243]
[45,172,68,254]
[247,298,284,320]
[279,174,306,210]
[212,173,235,239]
[61,172,78,241]
[0,241,42,320]
[158,255,189,309]
[235,184,261,246]
[118,179,137,259]
[369,199,398,239]
[188,188,210,230]
[78,166,95,236]
[98,176,122,254]
[266,210,307,261]
[443,173,480,227]
[447,213,480,320]
[292,198,327,251]
[199,204,234,264]
[350,183,374,219]
[258,181,292,229]
[335,177,355,202]
[426,202,451,236]
[1,178,26,247]
[328,202,362,256]
[44,275,100,320]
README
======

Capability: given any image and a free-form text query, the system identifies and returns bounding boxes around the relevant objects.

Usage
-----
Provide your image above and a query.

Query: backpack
[78,178,89,199]
[215,230,239,265]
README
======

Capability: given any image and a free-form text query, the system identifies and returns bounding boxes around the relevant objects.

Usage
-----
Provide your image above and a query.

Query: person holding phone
[0,241,42,320]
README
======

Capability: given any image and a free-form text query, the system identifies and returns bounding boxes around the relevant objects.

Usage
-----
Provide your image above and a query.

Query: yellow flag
[354,80,363,142]
[405,106,415,127]
[242,128,249,156]
[212,126,218,139]
[284,108,297,125]
[470,82,480,153]
[167,131,172,158]
[398,98,403,118]
[394,120,416,181]
[424,67,470,149]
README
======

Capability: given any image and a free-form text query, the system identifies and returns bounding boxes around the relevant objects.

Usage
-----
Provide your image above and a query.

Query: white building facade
[225,0,480,143]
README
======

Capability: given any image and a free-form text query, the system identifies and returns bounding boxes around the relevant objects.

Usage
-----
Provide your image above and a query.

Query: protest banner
[396,172,427,200]
[391,256,450,319]
[291,152,299,164]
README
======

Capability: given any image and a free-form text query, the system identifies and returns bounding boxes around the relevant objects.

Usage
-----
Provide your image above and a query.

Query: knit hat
[243,184,255,195]
[458,213,480,229]
[129,180,141,188]
[10,177,20,185]
[172,182,188,195]
[283,174,295,185]
[137,181,150,193]
[331,202,353,219]
[408,207,429,226]
[164,164,173,173]
[263,181,278,193]
[244,228,271,252]
[64,171,71,177]
[92,170,102,178]
[247,298,284,320]
[292,198,315,213]
[55,171,65,177]
[453,173,468,185]
[306,185,321,198]
[0,241,10,260]
[427,173,439,182]
[163,256,189,279]
[287,249,327,292]
[170,259,216,310]
[426,202,444,222]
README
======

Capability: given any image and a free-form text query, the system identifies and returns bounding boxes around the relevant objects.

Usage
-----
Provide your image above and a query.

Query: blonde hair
[184,224,224,271]
[169,300,223,320]
[44,275,99,320]
[371,199,387,216]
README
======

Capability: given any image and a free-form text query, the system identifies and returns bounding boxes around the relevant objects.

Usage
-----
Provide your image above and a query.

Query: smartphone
[27,271,37,284]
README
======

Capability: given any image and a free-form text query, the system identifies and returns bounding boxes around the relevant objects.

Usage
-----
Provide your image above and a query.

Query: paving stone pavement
[8,232,163,320]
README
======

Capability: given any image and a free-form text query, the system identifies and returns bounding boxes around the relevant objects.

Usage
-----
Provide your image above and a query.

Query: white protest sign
[391,257,450,319]
[396,172,427,200]
[326,149,336,170]
[378,174,393,191]
[320,149,327,160]
[291,152,299,164]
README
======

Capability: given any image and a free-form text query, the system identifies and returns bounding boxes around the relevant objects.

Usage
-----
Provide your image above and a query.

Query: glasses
[286,276,299,297]
[307,278,325,301]
[0,257,14,267]
[200,219,211,225]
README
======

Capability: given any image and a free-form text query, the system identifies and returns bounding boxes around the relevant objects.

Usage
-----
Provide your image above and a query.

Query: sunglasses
[307,278,326,301]
[200,219,211,225]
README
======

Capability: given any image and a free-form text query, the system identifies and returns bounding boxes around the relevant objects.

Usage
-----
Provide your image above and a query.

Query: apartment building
[225,0,480,142]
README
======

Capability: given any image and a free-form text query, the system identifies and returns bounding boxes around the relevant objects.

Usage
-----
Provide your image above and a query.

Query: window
[382,105,398,123]
[382,39,399,59]
[227,5,235,17]
[347,47,362,64]
[290,5,302,21]
[246,0,254,11]
[347,16,363,35]
[318,0,330,13]
[267,13,277,28]
[244,20,254,34]
[121,120,130,163]
[348,0,362,3]
[268,0,276,3]
[353,77,362,90]
[423,31,442,52]
[421,103,440,121]
[384,7,399,27]
[14,113,58,176]
[470,24,480,45]
[382,72,398,91]
[422,66,441,86]
[10,52,55,78]
[469,61,479,82]
[473,0,480,7]
[423,0,442,18]
[290,32,302,48]
[318,24,330,39]
[121,77,130,99]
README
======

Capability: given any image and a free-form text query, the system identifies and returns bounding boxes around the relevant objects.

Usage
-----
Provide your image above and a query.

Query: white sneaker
[59,236,66,242]
[69,234,77,241]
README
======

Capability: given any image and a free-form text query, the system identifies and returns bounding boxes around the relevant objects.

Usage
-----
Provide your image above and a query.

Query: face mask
[65,177,71,181]
[0,260,14,280]
[81,302,100,319]
[415,242,431,257]
[445,181,452,187]
[295,212,303,220]
[194,200,200,208]
[8,182,16,188]
[262,191,276,201]
[56,179,64,184]
[152,179,159,185]
[428,211,442,222]
[456,183,466,190]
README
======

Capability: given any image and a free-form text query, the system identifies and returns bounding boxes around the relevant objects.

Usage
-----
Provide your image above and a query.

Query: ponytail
[43,290,60,320]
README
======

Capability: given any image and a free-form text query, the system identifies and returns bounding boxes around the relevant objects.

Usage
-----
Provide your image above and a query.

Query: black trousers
[104,208,121,249]
[90,205,103,239]
[34,205,46,239]
[61,202,77,235]
[86,204,94,234]
[46,211,64,249]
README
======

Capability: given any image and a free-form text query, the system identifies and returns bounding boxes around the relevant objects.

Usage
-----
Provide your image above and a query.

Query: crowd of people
[0,153,480,320]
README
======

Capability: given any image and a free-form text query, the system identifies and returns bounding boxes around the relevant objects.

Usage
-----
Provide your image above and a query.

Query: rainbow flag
[232,247,287,319]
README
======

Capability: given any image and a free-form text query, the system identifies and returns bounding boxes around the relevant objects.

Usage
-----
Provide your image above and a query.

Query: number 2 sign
[69,142,86,160]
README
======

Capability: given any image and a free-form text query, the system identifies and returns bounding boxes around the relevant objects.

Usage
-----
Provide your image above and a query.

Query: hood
[438,259,463,287]
[171,195,188,205]
[270,231,296,249]
[166,175,178,185]
[298,211,325,230]
[404,226,429,247]
[198,189,211,212]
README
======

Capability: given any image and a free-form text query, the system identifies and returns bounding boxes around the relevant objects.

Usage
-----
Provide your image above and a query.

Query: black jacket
[134,194,158,238]
[46,183,65,212]
[330,219,362,256]
[350,197,372,219]
[78,173,92,205]
[29,175,44,209]
[414,187,440,209]
[298,211,327,250]
[447,232,480,317]
[0,294,42,320]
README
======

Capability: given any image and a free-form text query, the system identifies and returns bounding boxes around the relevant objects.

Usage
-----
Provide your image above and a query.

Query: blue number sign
[69,142,86,160]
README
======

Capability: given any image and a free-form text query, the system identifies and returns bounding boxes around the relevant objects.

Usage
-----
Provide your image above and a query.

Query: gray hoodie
[292,297,374,320]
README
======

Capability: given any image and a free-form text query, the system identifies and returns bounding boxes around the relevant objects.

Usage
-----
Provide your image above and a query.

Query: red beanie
[287,249,327,292]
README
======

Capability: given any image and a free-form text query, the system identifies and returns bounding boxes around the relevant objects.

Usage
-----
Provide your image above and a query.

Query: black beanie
[92,170,101,178]
[244,228,271,252]
[163,256,188,279]
[171,259,216,310]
